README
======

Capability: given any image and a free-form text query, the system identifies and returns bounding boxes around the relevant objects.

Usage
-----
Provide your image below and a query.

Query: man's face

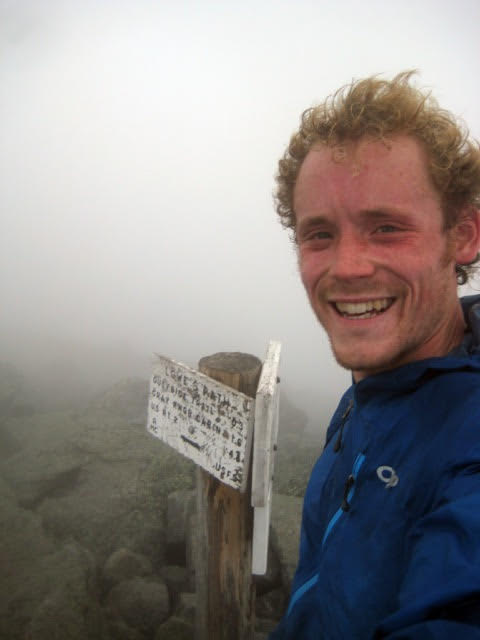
[294,135,464,380]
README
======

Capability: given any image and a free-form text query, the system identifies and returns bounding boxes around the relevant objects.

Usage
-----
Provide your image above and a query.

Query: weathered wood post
[195,352,262,640]
[146,345,280,638]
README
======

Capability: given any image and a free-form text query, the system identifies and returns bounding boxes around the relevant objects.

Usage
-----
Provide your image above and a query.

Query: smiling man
[270,73,480,638]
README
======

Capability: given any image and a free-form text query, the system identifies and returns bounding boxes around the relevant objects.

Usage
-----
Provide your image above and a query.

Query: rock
[166,489,195,564]
[255,587,287,620]
[270,493,303,591]
[2,539,106,640]
[105,577,169,633]
[139,445,195,499]
[184,512,197,590]
[2,381,193,568]
[103,548,153,588]
[0,409,89,508]
[1,445,85,508]
[154,616,194,640]
[25,544,110,640]
[160,565,192,597]
[105,619,145,640]
[0,474,17,509]
[174,592,196,622]
[72,408,153,463]
[0,491,56,639]
[0,376,170,639]
[38,459,167,566]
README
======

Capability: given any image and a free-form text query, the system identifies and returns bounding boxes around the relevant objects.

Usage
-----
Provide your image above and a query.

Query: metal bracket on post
[251,340,281,575]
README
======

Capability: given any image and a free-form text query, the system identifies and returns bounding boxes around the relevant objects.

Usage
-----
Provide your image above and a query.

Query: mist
[2,0,480,428]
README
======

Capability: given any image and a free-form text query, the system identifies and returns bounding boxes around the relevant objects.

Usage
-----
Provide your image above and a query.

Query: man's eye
[309,231,332,240]
[376,225,398,234]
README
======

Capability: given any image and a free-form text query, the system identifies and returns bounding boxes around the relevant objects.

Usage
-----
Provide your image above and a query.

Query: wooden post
[195,352,262,640]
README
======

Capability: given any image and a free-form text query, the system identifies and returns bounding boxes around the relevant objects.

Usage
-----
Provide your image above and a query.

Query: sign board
[147,354,254,491]
[251,340,281,575]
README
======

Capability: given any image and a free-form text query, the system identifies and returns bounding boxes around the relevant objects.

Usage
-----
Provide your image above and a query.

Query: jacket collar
[451,294,480,356]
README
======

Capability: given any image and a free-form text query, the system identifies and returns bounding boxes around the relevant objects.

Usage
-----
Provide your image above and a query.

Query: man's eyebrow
[297,216,331,236]
[358,208,412,222]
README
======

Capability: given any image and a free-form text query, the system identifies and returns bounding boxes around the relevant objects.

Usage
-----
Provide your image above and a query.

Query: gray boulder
[184,512,198,591]
[0,487,55,639]
[1,536,106,640]
[0,473,17,510]
[38,458,167,566]
[154,616,194,640]
[103,548,153,588]
[105,576,170,633]
[1,444,85,508]
[105,619,144,640]
[25,543,109,640]
[160,565,192,596]
[174,591,196,622]
[166,489,196,564]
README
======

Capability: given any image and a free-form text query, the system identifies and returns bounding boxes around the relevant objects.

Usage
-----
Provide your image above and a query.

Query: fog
[2,0,480,427]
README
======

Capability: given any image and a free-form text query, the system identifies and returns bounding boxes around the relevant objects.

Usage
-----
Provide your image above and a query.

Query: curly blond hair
[275,71,480,284]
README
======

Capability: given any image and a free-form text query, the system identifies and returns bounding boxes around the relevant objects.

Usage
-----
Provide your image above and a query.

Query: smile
[332,298,394,319]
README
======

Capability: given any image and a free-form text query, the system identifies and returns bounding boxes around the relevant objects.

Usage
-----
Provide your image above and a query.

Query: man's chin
[331,348,397,379]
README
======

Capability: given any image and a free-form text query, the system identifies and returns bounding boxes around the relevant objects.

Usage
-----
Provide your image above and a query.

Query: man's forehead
[293,134,440,217]
[308,135,410,165]
[298,135,432,185]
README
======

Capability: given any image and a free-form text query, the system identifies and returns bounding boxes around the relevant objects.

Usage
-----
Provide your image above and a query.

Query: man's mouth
[332,297,395,319]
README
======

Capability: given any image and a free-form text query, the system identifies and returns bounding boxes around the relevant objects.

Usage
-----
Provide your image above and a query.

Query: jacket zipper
[322,452,365,546]
[333,399,353,452]
[286,452,366,617]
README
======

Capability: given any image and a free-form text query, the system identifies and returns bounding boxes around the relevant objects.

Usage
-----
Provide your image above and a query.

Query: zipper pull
[341,474,355,511]
[333,400,353,453]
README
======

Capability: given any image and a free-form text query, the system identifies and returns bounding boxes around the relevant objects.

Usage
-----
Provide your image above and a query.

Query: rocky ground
[0,362,324,640]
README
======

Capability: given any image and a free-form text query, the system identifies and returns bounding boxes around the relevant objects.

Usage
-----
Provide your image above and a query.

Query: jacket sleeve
[375,453,480,639]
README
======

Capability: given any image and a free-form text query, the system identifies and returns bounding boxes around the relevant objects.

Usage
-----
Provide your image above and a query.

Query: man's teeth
[334,298,393,317]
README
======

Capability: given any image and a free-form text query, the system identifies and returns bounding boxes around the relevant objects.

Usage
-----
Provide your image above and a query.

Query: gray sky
[1,0,480,425]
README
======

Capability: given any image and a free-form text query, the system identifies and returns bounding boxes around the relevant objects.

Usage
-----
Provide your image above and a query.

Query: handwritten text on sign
[147,355,254,491]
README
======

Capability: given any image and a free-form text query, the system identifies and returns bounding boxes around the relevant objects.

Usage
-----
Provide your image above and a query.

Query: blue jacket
[271,295,480,639]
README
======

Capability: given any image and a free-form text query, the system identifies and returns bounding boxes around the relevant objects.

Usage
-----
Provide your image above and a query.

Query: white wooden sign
[146,354,254,491]
[251,340,281,575]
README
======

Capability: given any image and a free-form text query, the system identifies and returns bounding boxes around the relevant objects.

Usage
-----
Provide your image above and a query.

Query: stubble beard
[322,251,459,378]
[328,331,416,378]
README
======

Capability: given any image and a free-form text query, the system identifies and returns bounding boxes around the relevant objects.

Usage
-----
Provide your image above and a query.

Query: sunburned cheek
[299,253,329,279]
[299,265,320,292]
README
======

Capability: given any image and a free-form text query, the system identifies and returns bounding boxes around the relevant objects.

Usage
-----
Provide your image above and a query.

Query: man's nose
[329,233,376,280]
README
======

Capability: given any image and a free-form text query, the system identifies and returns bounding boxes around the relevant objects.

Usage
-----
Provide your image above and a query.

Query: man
[270,72,480,638]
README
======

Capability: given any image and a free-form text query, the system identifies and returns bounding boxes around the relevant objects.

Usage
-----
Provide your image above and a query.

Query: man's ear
[455,206,480,264]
